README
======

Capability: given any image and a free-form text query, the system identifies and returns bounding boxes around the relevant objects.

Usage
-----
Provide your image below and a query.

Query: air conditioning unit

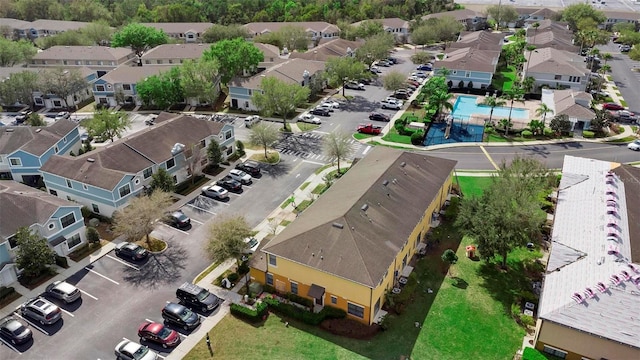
[171,143,185,156]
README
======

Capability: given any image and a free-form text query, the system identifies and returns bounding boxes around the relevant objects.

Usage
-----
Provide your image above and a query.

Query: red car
[603,103,625,111]
[138,321,180,348]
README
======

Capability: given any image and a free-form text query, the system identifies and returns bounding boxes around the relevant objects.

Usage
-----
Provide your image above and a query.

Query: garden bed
[249,151,280,164]
[175,175,210,196]
[68,240,108,262]
[320,318,380,340]
[0,287,21,309]
[18,269,57,290]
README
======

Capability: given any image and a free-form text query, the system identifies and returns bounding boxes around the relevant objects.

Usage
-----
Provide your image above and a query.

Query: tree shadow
[339,96,380,112]
[263,160,292,178]
[451,277,468,289]
[121,241,188,289]
[519,145,551,158]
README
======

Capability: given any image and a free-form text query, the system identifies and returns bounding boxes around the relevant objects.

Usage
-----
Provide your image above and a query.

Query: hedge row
[230,301,268,323]
[263,297,346,325]
[262,285,314,308]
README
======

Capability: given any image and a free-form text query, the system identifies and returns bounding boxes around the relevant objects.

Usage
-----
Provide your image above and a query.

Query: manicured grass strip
[455,176,494,198]
[381,127,412,144]
[194,261,222,284]
[311,184,326,195]
[314,164,332,174]
[297,123,320,131]
[606,136,636,143]
[353,133,373,140]
[300,182,310,191]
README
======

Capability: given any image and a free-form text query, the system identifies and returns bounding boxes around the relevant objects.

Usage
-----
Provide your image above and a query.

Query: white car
[244,115,261,127]
[408,76,424,83]
[298,113,322,124]
[115,340,158,360]
[381,99,402,110]
[201,185,229,200]
[228,169,252,185]
[628,140,640,151]
[322,100,340,109]
[55,112,70,121]
[244,237,259,254]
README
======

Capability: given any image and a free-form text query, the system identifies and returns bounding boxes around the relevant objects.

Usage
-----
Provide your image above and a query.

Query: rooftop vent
[382,180,389,186]
[35,128,42,133]
[400,161,406,167]
[360,204,369,211]
[5,128,14,132]
[170,142,185,156]
[87,158,95,163]
[332,222,344,229]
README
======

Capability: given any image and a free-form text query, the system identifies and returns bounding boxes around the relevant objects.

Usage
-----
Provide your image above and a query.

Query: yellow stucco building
[250,147,457,325]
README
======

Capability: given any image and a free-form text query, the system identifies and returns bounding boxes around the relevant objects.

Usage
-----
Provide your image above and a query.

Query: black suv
[176,282,221,313]
[216,176,242,192]
[236,161,261,177]
[162,303,201,330]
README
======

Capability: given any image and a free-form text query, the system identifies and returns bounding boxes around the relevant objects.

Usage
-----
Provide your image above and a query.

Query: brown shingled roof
[32,46,134,61]
[289,38,362,61]
[100,64,177,84]
[141,43,211,60]
[0,119,77,157]
[244,22,339,36]
[230,58,325,89]
[262,147,457,287]
[140,22,213,34]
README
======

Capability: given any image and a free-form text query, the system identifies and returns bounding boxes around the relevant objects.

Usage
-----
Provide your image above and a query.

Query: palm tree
[499,118,514,136]
[502,85,525,122]
[601,52,613,67]
[535,103,554,128]
[597,64,612,92]
[528,119,544,135]
[521,76,536,98]
[480,96,506,125]
[430,91,454,120]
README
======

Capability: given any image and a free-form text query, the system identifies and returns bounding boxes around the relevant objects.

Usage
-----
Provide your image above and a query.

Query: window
[331,295,337,305]
[542,346,567,359]
[9,158,21,166]
[554,74,562,80]
[54,146,59,153]
[168,59,173,64]
[465,72,470,78]
[48,223,55,230]
[248,89,252,95]
[92,204,100,213]
[66,233,82,249]
[122,84,131,91]
[226,147,233,155]
[290,281,298,295]
[60,213,76,228]
[49,189,57,196]
[145,60,150,64]
[225,130,232,140]
[157,60,163,64]
[119,184,131,198]
[200,139,206,148]
[96,85,105,91]
[266,273,274,286]
[66,179,72,188]
[83,184,88,190]
[166,158,175,169]
[268,254,277,266]
[347,302,364,319]
[143,167,153,179]
[8,235,18,249]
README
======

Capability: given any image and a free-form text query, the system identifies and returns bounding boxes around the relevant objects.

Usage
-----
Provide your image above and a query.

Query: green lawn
[353,133,373,140]
[381,127,412,144]
[456,176,494,198]
[492,66,516,92]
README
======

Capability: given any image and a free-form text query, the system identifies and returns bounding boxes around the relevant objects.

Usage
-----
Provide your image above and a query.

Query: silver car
[228,169,252,185]
[46,280,81,303]
[20,297,62,325]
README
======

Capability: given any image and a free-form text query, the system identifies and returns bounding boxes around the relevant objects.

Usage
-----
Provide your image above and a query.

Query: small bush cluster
[582,130,595,138]
[230,301,268,323]
[543,127,553,136]
[410,131,424,145]
[521,130,533,138]
[522,347,550,360]
[0,286,15,300]
[227,272,240,283]
[263,296,346,325]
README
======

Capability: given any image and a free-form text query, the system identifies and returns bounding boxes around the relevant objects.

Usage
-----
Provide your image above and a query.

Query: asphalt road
[598,41,640,114]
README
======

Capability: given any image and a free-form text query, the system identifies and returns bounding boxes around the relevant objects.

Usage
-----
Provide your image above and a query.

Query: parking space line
[185,203,218,214]
[79,289,98,300]
[59,308,74,317]
[161,223,189,235]
[0,334,21,354]
[190,218,203,225]
[157,354,166,359]
[363,145,372,155]
[105,254,140,271]
[303,159,327,165]
[84,267,120,285]
[13,313,49,336]
[228,192,241,197]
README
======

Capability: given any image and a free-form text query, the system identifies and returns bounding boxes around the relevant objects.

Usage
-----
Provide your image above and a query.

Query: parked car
[115,339,158,360]
[381,99,402,110]
[298,113,321,124]
[201,184,229,200]
[161,302,201,330]
[20,298,62,325]
[244,237,260,254]
[115,242,149,261]
[358,78,372,85]
[407,76,424,83]
[166,210,191,229]
[603,103,625,111]
[176,282,221,312]
[377,60,391,67]
[244,115,261,127]
[387,57,398,64]
[310,107,330,116]
[216,176,242,192]
[138,321,180,348]
[0,316,32,345]
[417,64,433,71]
[369,66,382,74]
[411,71,428,79]
[323,100,340,109]
[229,169,252,185]
[345,81,365,90]
[15,110,32,123]
[45,281,81,303]
[55,111,70,121]
[628,139,640,151]
[235,161,261,177]
[620,44,631,53]
[369,112,390,122]
[393,91,409,100]
[357,123,383,135]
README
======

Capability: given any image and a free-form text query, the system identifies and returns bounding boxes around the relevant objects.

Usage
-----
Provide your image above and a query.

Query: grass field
[456,176,494,198]
[492,66,516,92]
[381,127,412,144]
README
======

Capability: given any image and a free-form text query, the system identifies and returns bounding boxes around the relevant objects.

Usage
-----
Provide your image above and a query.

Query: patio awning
[307,284,325,299]
[50,235,66,247]
[401,265,414,278]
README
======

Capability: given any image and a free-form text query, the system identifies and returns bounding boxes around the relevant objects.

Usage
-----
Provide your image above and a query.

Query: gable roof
[40,114,224,190]
[436,47,501,73]
[0,66,96,81]
[262,147,457,287]
[289,38,362,61]
[26,19,91,32]
[141,43,211,60]
[602,10,640,21]
[538,156,640,349]
[99,64,177,84]
[0,119,77,156]
[229,58,325,89]
[0,181,77,238]
[351,18,409,30]
[515,7,557,19]
[422,9,485,22]
[449,31,504,51]
[527,22,578,53]
[0,18,30,29]
[32,46,134,61]
[244,22,340,36]
[527,48,586,76]
[140,22,213,34]
[552,89,595,119]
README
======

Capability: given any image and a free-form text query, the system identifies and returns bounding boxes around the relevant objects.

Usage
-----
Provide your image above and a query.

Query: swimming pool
[452,95,529,120]
[424,122,485,146]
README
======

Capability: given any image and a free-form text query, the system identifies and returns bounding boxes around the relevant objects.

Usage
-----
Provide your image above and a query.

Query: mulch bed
[0,289,22,309]
[18,270,57,290]
[320,318,380,340]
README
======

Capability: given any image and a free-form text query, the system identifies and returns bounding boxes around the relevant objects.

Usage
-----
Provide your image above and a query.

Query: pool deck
[449,94,542,129]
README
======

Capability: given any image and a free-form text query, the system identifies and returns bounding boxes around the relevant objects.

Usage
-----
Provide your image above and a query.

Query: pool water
[424,122,485,145]
[452,95,529,120]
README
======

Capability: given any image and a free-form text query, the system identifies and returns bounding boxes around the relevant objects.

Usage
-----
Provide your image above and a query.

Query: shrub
[521,130,533,138]
[81,206,92,219]
[77,148,85,155]
[582,130,595,138]
[227,272,240,283]
[444,197,460,220]
[230,301,268,323]
[236,140,246,157]
[86,226,100,244]
[520,314,535,327]
[543,127,553,136]
[286,293,314,308]
[264,284,276,293]
[410,131,424,145]
[0,286,15,300]
[263,297,345,325]
[467,81,473,89]
[54,254,69,268]
[237,261,249,275]
[458,80,464,89]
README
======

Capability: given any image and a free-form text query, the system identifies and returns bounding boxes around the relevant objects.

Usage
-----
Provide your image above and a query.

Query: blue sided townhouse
[39,113,235,217]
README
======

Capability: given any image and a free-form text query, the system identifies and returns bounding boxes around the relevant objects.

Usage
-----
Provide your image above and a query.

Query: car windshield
[158,327,172,339]
[179,308,194,321]
[247,238,258,248]
[11,324,26,335]
[197,289,210,301]
[133,345,149,360]
[134,246,146,254]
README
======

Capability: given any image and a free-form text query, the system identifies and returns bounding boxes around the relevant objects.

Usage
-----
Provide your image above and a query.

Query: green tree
[249,122,280,158]
[411,24,437,48]
[485,5,519,29]
[27,113,46,126]
[535,103,554,128]
[456,157,551,269]
[14,0,64,22]
[382,71,407,92]
[0,38,37,66]
[498,118,514,136]
[560,3,606,31]
[251,76,310,130]
[81,22,113,45]
[206,215,254,267]
[276,24,309,51]
[136,67,183,109]
[323,131,353,173]
[590,109,612,134]
[324,56,368,96]
[180,58,220,108]
[441,249,458,276]
[521,76,536,96]
[149,168,175,193]
[84,109,131,143]
[67,0,112,23]
[207,138,223,167]
[612,22,636,34]
[502,85,525,122]
[480,96,507,125]
[111,23,168,58]
[0,70,39,109]
[355,32,395,68]
[353,20,384,39]
[549,114,572,135]
[630,47,640,61]
[528,119,545,136]
[35,29,93,49]
[40,67,88,109]
[410,51,433,65]
[202,24,249,43]
[14,227,56,278]
[202,38,264,85]
[113,191,173,247]
[86,226,100,244]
